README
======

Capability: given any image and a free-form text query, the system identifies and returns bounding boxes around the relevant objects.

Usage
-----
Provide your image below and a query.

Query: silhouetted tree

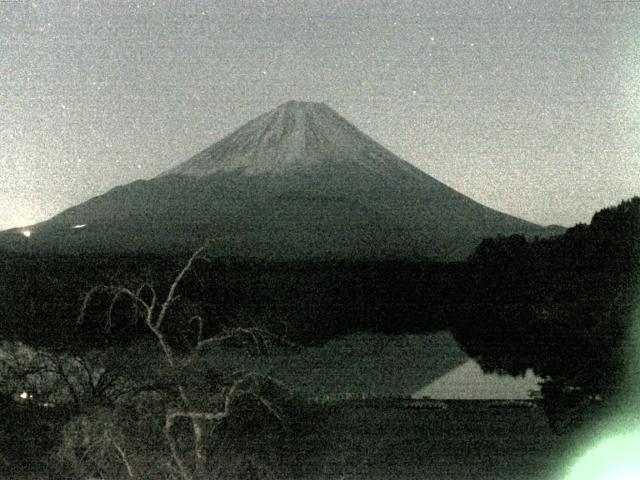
[457,197,639,432]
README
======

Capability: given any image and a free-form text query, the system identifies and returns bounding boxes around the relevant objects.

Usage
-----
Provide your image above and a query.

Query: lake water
[301,400,568,480]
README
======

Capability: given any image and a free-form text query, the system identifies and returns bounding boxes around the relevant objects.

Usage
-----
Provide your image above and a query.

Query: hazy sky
[1,0,638,230]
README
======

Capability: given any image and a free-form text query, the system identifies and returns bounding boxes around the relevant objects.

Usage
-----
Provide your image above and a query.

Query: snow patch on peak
[273,100,333,116]
[160,101,420,178]
[276,99,326,110]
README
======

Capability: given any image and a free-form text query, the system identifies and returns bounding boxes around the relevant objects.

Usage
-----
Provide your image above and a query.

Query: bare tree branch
[106,431,137,479]
[155,246,207,330]
[189,316,204,346]
[71,245,292,479]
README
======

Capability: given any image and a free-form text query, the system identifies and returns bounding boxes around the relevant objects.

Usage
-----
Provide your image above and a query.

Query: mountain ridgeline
[0,101,556,260]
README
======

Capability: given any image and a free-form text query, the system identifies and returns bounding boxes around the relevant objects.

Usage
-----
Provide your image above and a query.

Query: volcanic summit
[0,101,553,259]
[163,100,424,179]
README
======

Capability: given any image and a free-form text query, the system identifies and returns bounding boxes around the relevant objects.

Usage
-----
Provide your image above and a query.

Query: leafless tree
[77,247,290,480]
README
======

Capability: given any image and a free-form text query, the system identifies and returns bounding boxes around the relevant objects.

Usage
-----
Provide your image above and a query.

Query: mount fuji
[0,101,557,259]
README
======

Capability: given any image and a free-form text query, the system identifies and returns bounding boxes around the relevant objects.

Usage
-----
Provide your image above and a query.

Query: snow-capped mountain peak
[161,100,416,178]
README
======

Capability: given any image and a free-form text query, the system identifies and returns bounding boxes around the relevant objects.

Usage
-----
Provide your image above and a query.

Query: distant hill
[0,100,557,260]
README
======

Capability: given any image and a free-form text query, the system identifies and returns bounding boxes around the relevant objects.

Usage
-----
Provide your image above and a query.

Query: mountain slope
[0,101,555,259]
[162,100,423,178]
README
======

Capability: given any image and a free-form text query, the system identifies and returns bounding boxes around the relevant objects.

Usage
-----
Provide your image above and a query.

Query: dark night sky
[1,0,638,230]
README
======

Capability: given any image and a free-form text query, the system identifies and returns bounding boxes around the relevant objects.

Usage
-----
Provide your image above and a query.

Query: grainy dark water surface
[305,401,565,480]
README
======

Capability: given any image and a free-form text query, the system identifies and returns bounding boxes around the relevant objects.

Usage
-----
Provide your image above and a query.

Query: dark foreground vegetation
[0,197,637,478]
[2,398,565,480]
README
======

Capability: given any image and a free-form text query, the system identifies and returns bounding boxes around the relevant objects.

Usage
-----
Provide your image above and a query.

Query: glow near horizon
[2,203,49,232]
